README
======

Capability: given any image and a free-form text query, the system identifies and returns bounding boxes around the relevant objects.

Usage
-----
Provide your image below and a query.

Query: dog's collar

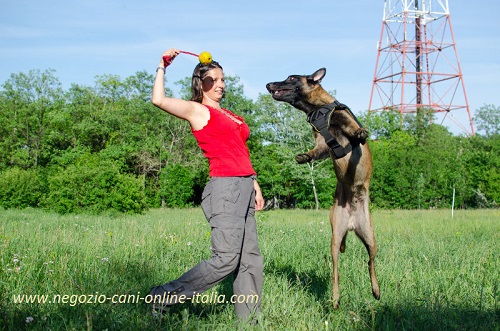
[306,101,361,159]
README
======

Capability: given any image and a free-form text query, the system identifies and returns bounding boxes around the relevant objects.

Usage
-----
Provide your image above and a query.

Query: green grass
[1,208,499,330]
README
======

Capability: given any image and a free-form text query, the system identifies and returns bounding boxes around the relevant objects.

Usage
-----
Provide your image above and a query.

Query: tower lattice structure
[368,0,475,135]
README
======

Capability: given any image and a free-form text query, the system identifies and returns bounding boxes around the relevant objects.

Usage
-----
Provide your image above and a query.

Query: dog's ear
[308,68,326,83]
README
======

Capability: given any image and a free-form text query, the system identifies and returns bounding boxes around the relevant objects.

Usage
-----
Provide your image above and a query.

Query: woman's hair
[190,61,223,103]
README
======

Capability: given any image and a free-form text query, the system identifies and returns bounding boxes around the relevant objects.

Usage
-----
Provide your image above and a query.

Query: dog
[266,68,380,309]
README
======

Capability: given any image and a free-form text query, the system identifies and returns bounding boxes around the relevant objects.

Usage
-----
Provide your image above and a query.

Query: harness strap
[306,101,361,159]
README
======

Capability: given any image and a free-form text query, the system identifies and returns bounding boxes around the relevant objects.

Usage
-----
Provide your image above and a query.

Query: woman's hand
[160,48,181,68]
[253,180,264,211]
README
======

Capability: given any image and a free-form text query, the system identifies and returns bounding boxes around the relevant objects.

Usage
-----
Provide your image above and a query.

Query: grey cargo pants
[150,176,263,320]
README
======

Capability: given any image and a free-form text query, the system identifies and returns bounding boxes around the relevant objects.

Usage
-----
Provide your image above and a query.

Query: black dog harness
[306,100,363,159]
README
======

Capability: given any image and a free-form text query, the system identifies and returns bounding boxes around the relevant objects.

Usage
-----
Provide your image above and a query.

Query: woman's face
[201,68,225,103]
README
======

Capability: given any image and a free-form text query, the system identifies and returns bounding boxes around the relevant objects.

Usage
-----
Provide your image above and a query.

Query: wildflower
[102,257,109,263]
[26,316,34,323]
[187,242,192,246]
[13,258,19,264]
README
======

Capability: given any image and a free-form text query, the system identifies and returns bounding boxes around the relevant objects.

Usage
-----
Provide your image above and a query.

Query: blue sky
[1,0,499,134]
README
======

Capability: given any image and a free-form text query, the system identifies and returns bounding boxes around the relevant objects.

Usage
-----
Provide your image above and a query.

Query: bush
[159,164,194,208]
[42,153,147,214]
[0,167,45,209]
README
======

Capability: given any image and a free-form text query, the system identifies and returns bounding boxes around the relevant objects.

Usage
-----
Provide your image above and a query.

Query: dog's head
[266,68,329,112]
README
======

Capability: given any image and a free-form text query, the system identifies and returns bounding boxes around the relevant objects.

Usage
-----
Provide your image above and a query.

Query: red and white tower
[368,0,475,135]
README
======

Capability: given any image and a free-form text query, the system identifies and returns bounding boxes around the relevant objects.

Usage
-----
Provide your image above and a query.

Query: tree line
[0,69,498,214]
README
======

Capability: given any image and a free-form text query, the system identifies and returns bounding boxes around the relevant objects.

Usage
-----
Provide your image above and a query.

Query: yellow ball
[199,51,212,65]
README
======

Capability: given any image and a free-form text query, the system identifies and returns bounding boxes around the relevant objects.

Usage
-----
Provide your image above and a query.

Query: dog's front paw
[355,128,369,141]
[295,154,312,164]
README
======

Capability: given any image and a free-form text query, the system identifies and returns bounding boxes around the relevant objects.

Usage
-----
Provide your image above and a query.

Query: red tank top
[192,105,256,177]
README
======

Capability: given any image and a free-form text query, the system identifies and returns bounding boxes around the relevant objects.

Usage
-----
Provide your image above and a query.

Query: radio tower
[368,0,475,135]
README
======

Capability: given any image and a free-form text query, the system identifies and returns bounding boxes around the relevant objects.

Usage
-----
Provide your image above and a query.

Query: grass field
[1,207,499,330]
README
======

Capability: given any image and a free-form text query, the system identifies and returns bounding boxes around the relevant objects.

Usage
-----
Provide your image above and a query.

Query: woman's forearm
[152,62,166,107]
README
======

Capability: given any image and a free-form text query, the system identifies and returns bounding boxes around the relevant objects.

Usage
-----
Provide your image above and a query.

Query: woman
[149,48,264,322]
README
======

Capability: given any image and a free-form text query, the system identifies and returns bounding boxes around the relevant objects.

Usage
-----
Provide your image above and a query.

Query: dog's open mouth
[271,89,286,97]
[266,82,294,101]
[269,88,292,100]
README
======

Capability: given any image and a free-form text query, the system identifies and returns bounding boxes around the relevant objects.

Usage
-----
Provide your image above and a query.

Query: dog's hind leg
[340,231,348,253]
[353,203,380,301]
[330,197,350,309]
